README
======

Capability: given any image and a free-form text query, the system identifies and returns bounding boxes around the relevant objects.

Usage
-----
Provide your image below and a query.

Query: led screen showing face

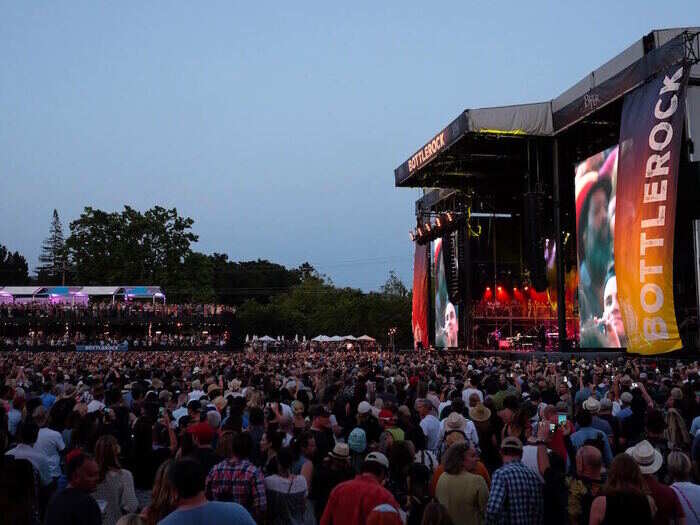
[575,146,624,348]
[433,236,458,348]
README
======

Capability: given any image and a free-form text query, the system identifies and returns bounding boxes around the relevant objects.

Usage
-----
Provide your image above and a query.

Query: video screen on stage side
[433,235,458,348]
[575,146,625,348]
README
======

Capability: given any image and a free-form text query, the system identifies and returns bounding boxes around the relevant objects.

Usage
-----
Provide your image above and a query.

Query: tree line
[0,207,412,346]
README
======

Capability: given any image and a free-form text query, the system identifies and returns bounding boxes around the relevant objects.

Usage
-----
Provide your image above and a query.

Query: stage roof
[395,28,699,189]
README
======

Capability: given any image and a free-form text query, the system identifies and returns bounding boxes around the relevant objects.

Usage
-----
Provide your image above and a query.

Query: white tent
[343,335,357,340]
[329,336,343,342]
[311,335,329,342]
[358,335,376,341]
[259,335,276,342]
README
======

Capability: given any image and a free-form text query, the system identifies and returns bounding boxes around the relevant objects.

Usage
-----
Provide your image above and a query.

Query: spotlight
[513,287,517,292]
[446,212,454,222]
[409,231,416,241]
[497,286,502,292]
[524,286,529,291]
[424,222,432,232]
[486,286,491,291]
[435,216,442,227]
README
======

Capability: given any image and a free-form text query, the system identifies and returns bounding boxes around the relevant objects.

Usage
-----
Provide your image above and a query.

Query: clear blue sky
[1,2,698,290]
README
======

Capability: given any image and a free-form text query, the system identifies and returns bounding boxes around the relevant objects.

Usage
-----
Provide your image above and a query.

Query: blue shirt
[574,387,593,405]
[570,426,613,466]
[41,393,56,408]
[158,501,255,525]
[690,416,700,437]
[486,460,544,525]
[575,416,613,437]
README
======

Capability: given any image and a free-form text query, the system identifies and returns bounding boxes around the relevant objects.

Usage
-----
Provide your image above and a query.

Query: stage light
[446,212,454,222]
[409,231,416,241]
[524,286,529,291]
[497,286,502,292]
[486,286,491,291]
[424,222,432,232]
[513,287,517,292]
[435,216,442,227]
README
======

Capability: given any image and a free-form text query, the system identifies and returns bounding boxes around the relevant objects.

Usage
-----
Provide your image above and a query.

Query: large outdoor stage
[397,28,700,358]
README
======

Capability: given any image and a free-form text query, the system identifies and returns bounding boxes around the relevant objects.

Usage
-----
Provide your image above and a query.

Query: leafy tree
[0,245,30,285]
[381,270,409,298]
[37,209,67,284]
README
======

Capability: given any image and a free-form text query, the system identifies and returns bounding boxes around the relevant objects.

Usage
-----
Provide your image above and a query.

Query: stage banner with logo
[615,62,690,355]
[412,243,429,349]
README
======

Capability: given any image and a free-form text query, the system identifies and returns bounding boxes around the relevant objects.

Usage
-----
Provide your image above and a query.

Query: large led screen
[575,146,624,348]
[433,236,458,348]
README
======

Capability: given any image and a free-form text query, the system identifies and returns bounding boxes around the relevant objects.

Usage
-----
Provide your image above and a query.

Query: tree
[37,209,67,284]
[381,270,409,298]
[0,245,29,285]
[65,206,198,286]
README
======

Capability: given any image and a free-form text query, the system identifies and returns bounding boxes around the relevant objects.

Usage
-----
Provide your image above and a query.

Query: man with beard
[576,171,612,328]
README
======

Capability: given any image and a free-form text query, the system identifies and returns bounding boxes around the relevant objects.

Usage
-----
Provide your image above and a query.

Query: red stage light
[524,286,529,291]
[486,286,490,291]
[513,287,517,292]
[497,286,502,292]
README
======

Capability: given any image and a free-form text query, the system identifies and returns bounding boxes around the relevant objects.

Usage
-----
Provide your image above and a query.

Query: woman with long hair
[140,460,177,525]
[434,442,488,525]
[93,435,139,525]
[264,447,314,525]
[589,453,654,525]
[667,450,700,525]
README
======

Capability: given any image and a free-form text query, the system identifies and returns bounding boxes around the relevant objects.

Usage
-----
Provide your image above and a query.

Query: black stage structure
[396,28,700,354]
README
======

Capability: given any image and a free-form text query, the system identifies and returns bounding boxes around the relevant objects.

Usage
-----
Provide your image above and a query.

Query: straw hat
[469,404,491,423]
[583,397,601,413]
[626,440,663,475]
[328,443,350,461]
[445,412,467,432]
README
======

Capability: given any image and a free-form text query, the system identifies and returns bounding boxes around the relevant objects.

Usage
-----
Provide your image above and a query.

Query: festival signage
[615,62,690,355]
[575,60,689,353]
[412,243,429,349]
[76,343,129,352]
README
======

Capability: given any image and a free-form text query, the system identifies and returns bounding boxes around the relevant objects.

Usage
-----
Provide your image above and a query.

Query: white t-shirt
[188,389,205,401]
[420,414,441,452]
[6,444,52,485]
[438,418,480,447]
[672,482,700,525]
[34,427,65,478]
[462,388,484,404]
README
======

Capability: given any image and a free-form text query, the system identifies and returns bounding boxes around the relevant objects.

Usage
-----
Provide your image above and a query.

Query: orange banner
[615,63,689,355]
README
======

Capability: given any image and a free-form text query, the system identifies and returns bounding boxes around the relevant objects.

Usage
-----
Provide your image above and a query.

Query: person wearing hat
[320,452,401,525]
[626,440,685,524]
[186,422,222,475]
[379,408,404,442]
[357,400,383,446]
[570,406,613,467]
[312,442,355,519]
[485,437,544,525]
[347,427,367,474]
[309,404,334,465]
[581,397,613,439]
[616,391,634,423]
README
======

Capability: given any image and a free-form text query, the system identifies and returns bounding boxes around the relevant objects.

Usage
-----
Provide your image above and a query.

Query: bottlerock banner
[615,61,690,354]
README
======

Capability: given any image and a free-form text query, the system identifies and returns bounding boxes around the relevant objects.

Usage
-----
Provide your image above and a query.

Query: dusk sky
[1,2,697,290]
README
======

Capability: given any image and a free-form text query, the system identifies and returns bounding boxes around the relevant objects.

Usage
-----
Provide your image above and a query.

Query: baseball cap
[358,401,372,415]
[364,451,389,470]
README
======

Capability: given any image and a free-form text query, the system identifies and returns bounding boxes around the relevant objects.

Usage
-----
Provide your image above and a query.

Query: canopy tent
[358,335,376,341]
[259,335,276,342]
[343,335,357,340]
[0,285,165,303]
[311,335,329,342]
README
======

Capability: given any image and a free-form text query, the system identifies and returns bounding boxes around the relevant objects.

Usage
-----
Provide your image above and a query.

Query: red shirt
[320,473,400,525]
[646,476,684,525]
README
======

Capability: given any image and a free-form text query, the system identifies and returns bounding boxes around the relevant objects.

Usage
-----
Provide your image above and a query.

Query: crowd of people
[2,349,700,525]
[0,302,236,322]
[0,302,234,350]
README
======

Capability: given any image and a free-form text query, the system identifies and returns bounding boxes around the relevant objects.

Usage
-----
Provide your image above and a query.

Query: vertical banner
[615,62,690,354]
[411,243,429,349]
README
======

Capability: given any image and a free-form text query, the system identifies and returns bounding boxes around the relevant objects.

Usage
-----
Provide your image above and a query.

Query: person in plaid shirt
[205,432,267,522]
[486,437,544,525]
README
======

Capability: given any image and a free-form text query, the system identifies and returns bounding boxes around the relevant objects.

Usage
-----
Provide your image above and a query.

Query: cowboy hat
[626,440,663,475]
